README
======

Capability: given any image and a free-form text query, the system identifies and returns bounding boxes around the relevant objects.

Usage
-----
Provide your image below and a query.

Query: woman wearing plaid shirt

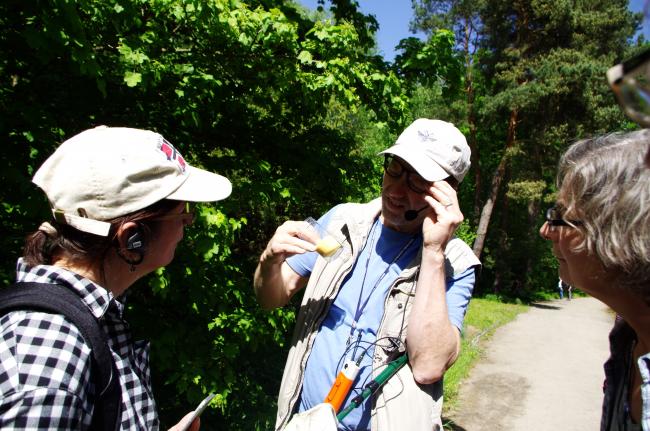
[540,131,650,430]
[0,127,231,430]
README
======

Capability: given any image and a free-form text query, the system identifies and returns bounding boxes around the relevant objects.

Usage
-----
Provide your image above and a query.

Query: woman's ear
[116,222,145,252]
[126,227,145,252]
[115,222,143,250]
[114,222,146,270]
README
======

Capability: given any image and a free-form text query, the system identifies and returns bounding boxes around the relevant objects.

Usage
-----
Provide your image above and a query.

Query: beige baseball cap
[380,118,471,183]
[33,126,232,236]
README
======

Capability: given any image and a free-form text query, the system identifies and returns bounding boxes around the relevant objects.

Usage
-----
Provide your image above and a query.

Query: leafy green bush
[0,1,410,429]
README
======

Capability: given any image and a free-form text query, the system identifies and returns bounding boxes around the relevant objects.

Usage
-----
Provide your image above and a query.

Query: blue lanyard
[348,219,417,342]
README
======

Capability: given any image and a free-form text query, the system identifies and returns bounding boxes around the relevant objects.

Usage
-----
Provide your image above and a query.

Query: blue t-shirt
[287,207,476,430]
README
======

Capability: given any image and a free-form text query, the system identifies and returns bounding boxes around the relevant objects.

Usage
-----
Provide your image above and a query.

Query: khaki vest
[276,198,481,430]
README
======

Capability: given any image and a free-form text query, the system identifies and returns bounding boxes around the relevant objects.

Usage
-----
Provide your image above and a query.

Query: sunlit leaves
[394,29,461,96]
[123,71,142,86]
[1,1,409,429]
[506,180,547,202]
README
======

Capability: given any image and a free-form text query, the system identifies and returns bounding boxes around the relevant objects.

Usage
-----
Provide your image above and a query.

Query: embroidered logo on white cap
[159,138,187,173]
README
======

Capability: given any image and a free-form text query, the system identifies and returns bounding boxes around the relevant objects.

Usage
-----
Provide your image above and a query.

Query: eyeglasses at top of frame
[607,46,650,128]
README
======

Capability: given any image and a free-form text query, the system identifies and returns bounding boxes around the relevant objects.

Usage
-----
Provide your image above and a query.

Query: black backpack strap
[0,282,122,431]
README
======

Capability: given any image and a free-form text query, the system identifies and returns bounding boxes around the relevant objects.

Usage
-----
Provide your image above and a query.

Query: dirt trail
[446,297,614,431]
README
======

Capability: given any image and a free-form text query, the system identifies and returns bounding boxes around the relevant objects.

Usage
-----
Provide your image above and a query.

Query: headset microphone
[404,205,428,221]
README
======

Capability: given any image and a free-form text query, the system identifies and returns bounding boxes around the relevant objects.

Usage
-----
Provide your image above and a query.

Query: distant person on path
[539,130,650,430]
[558,278,573,301]
[557,278,565,299]
[0,126,232,430]
[254,118,481,430]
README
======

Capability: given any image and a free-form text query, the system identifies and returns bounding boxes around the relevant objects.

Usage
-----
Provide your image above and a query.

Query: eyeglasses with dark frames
[607,47,650,128]
[150,202,195,225]
[545,206,583,230]
[383,155,431,194]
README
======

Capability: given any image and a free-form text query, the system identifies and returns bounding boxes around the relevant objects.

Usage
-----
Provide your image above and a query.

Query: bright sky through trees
[298,0,426,62]
[299,0,650,62]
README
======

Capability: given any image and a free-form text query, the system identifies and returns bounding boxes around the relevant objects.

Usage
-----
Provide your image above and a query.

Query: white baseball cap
[33,126,232,236]
[380,118,471,183]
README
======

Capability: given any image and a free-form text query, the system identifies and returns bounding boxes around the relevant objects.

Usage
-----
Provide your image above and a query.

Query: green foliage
[506,180,546,202]
[454,219,476,246]
[403,0,642,303]
[0,0,408,428]
[314,0,380,52]
[466,0,640,299]
[394,29,462,97]
[1,0,646,428]
[411,0,486,50]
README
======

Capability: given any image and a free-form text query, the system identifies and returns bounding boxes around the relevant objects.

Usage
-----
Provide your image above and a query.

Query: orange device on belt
[324,360,360,412]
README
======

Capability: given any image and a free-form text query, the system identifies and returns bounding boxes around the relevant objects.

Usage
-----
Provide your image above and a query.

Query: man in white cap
[0,126,231,430]
[254,118,481,430]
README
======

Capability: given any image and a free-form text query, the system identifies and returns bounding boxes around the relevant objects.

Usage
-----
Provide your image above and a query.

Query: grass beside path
[442,297,529,416]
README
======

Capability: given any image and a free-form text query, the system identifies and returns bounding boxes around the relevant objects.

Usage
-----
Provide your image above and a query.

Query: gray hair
[557,129,650,299]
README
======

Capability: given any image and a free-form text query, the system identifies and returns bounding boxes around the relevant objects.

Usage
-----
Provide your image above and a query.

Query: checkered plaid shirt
[0,259,159,429]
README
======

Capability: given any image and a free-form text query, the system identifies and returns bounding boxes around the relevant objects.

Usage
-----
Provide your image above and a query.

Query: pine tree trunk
[461,22,480,222]
[472,109,518,258]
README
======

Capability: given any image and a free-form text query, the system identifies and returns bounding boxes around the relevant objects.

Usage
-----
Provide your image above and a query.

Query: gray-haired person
[540,130,650,429]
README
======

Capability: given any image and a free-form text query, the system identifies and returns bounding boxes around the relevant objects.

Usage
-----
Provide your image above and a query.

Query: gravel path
[445,297,614,431]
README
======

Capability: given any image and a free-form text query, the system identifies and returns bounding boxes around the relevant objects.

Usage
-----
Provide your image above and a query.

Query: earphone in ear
[126,226,145,251]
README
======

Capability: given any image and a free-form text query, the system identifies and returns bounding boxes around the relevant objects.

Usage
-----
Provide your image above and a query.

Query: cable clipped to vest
[336,353,409,421]
[324,332,363,412]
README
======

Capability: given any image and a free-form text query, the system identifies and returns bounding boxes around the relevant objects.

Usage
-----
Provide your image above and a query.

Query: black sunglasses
[545,206,583,228]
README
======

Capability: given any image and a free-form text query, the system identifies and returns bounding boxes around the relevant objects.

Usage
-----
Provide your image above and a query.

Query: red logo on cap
[159,139,187,173]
